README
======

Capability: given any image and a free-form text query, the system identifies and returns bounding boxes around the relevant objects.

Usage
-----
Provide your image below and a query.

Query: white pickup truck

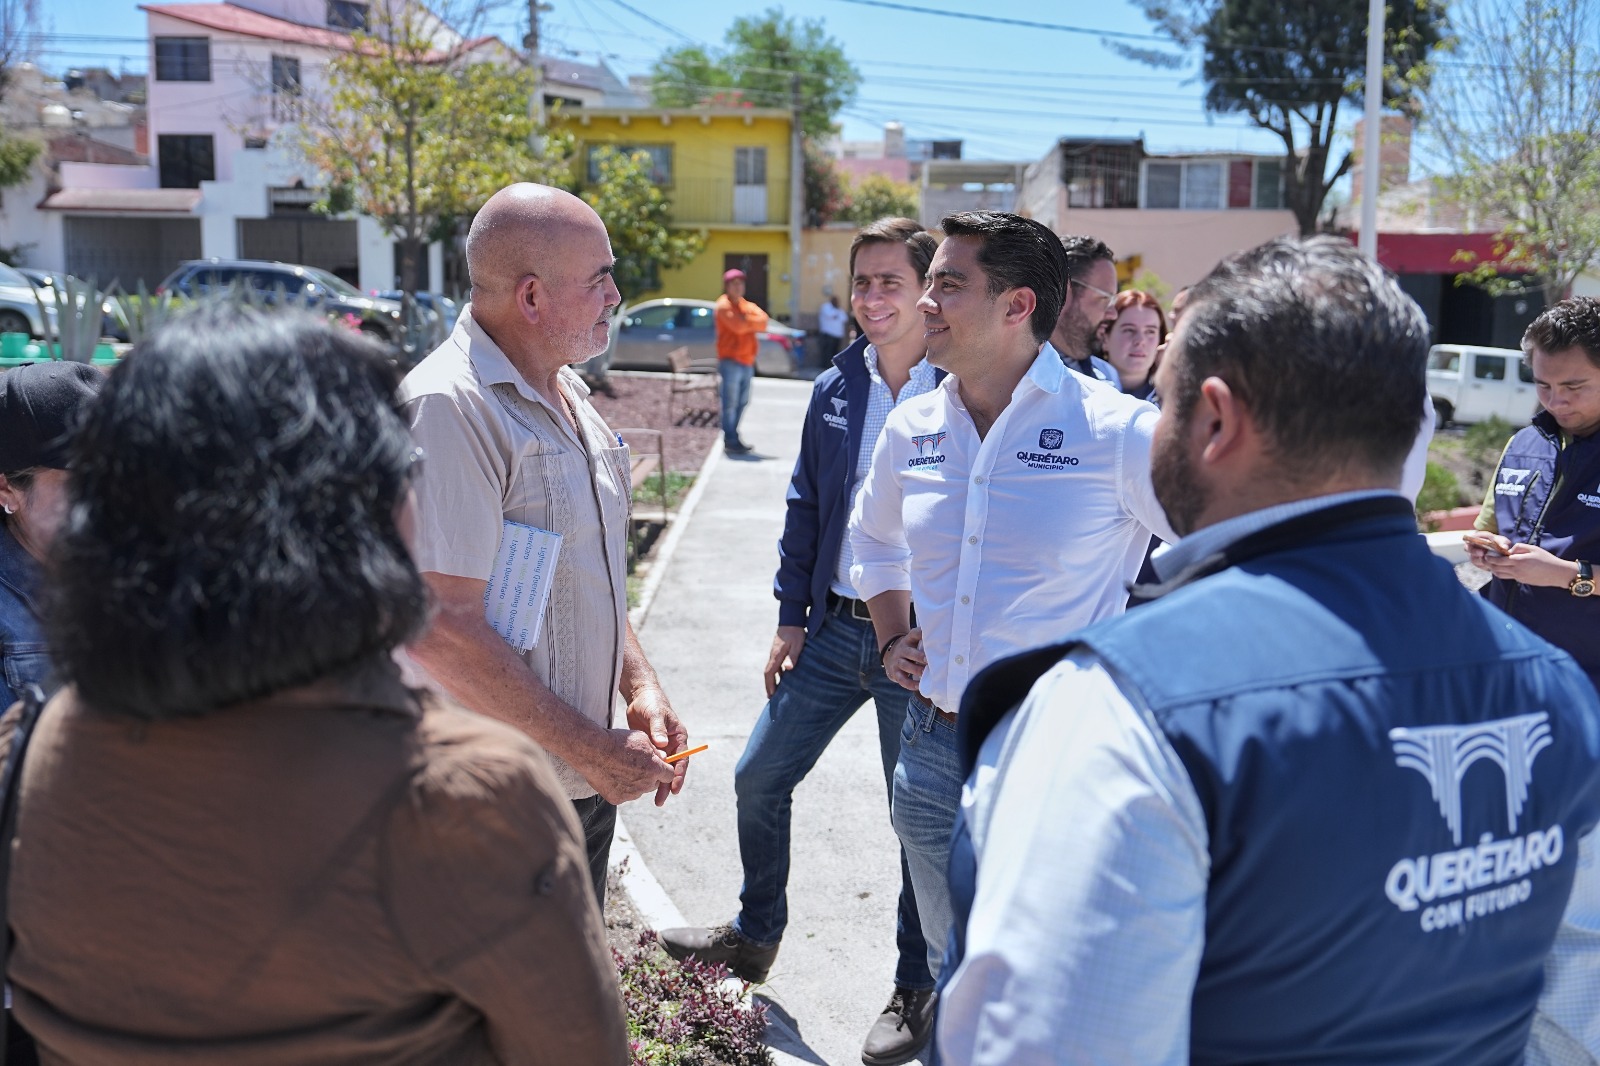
[1426,344,1538,427]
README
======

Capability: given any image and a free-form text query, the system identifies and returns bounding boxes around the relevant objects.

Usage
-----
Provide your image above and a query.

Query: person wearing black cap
[0,361,104,709]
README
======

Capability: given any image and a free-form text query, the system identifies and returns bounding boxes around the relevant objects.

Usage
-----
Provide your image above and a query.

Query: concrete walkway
[623,376,927,1066]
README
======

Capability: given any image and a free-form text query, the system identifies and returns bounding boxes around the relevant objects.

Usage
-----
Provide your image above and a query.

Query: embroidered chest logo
[1017,427,1079,469]
[1382,712,1563,931]
[1579,479,1600,509]
[823,396,848,431]
[1496,468,1534,496]
[908,431,948,468]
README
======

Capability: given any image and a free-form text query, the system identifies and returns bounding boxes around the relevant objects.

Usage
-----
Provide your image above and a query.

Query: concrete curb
[629,439,723,630]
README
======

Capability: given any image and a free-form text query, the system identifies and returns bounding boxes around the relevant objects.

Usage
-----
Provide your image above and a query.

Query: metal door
[63,216,202,289]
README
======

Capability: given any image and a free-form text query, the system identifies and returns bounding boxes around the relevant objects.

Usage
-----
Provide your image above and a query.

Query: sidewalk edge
[629,440,723,630]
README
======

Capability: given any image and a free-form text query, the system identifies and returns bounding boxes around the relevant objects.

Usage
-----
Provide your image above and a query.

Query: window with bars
[154,37,210,81]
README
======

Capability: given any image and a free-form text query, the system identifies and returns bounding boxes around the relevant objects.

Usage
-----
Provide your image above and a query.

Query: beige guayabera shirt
[399,308,631,799]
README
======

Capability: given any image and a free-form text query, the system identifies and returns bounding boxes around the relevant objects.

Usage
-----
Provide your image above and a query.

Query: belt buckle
[850,598,873,622]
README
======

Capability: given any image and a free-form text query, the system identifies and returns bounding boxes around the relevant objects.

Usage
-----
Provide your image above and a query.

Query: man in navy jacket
[662,218,944,1065]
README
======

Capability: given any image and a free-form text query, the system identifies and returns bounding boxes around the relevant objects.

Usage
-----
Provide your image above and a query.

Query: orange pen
[664,744,708,765]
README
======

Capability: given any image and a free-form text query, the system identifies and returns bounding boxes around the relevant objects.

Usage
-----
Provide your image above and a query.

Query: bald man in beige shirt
[401,184,690,901]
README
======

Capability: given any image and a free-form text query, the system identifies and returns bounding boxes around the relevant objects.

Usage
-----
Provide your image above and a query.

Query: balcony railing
[659,177,789,226]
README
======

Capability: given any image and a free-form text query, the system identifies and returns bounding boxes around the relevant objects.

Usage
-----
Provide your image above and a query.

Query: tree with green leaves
[1423,0,1600,300]
[649,8,861,141]
[0,0,39,190]
[300,3,572,294]
[580,147,705,305]
[803,141,850,226]
[1125,0,1446,235]
[844,173,919,226]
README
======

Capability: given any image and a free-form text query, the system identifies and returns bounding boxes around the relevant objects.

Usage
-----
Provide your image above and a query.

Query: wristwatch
[1571,560,1595,598]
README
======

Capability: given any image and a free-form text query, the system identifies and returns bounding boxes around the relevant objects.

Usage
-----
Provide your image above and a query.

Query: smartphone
[1462,531,1511,556]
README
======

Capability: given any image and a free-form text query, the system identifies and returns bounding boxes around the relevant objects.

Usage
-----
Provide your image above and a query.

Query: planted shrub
[615,931,773,1066]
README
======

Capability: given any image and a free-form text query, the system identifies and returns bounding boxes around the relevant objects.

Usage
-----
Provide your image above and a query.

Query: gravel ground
[586,371,721,474]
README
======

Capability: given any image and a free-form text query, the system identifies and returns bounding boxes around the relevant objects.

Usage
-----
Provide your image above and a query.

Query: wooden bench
[667,345,719,426]
[618,429,668,572]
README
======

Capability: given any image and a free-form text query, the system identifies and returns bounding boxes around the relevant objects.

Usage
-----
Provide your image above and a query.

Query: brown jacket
[0,663,629,1066]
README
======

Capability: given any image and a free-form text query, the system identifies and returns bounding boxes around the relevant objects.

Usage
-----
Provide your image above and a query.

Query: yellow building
[562,107,794,318]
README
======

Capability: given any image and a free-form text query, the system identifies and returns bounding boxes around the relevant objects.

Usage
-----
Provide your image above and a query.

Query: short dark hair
[1172,235,1428,480]
[939,212,1066,344]
[1060,234,1115,293]
[849,216,938,281]
[1524,297,1600,368]
[47,303,428,719]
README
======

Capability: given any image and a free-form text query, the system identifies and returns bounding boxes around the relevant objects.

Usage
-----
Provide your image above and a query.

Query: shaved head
[467,183,605,298]
[464,182,621,377]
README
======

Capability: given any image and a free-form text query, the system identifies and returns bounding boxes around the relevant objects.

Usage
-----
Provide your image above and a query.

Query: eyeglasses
[1070,277,1117,303]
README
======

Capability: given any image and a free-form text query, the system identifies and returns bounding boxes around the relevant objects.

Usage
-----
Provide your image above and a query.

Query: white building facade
[21,0,628,291]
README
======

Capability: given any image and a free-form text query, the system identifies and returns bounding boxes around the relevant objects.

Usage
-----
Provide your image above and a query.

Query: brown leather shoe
[658,922,780,984]
[861,986,936,1065]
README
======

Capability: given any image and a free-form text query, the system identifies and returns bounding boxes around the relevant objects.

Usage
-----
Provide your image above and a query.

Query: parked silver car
[0,263,56,338]
[597,298,806,377]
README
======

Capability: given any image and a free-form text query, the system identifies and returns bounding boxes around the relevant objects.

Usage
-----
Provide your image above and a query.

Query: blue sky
[49,0,1377,166]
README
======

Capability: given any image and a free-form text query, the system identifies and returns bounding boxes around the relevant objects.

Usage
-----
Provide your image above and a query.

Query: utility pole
[789,72,803,327]
[524,0,549,143]
[1358,0,1383,259]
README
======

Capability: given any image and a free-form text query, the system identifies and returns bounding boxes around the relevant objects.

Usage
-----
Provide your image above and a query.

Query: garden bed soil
[586,372,720,474]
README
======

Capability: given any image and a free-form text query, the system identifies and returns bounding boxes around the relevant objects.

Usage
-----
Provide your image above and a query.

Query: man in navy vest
[1468,297,1600,694]
[937,236,1600,1065]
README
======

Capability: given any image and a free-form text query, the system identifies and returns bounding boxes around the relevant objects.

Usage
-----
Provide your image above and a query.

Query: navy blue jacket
[0,522,50,709]
[1485,410,1600,691]
[773,337,944,634]
[951,497,1600,1064]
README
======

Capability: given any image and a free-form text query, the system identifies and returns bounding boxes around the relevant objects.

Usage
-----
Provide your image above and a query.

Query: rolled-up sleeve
[1118,404,1178,545]
[938,652,1209,1066]
[848,424,911,602]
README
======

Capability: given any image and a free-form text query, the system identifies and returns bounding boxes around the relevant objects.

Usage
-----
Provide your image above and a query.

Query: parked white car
[1426,344,1538,427]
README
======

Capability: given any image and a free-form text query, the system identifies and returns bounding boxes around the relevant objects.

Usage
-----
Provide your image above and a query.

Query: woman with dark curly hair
[0,305,628,1065]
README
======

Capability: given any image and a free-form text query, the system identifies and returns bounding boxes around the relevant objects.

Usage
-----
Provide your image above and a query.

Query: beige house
[1017,137,1298,291]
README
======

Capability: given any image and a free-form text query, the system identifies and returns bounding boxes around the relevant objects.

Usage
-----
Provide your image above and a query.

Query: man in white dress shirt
[846,211,1175,981]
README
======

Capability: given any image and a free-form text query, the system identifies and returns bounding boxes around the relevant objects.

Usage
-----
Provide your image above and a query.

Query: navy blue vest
[0,522,50,709]
[953,499,1600,1065]
[1485,412,1600,690]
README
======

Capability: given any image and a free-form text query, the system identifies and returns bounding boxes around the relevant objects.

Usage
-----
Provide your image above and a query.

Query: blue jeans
[718,358,753,447]
[732,604,935,991]
[893,694,964,980]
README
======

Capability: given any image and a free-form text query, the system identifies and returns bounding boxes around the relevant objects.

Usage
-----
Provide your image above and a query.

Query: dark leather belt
[827,592,874,622]
[933,706,958,725]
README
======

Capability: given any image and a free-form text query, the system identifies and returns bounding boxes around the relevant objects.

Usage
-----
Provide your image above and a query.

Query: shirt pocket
[3,646,53,702]
[507,435,579,530]
[595,444,632,523]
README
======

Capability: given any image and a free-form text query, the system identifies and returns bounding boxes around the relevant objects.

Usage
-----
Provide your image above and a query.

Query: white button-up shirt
[831,345,939,598]
[847,343,1175,713]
